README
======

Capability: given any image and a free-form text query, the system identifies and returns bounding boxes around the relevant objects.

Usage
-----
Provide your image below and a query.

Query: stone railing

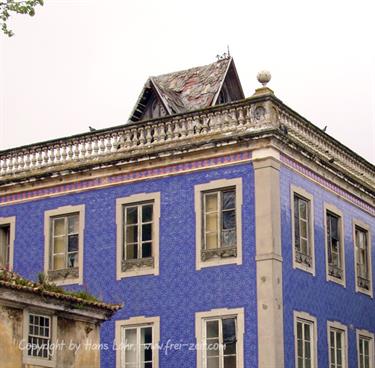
[1,94,374,190]
[0,98,274,177]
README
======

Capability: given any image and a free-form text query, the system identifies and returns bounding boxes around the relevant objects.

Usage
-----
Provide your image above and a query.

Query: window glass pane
[53,218,65,236]
[206,213,218,232]
[223,318,236,345]
[68,215,79,234]
[142,224,152,242]
[205,193,218,212]
[300,221,307,239]
[141,344,152,363]
[143,363,152,368]
[206,233,218,249]
[67,252,78,268]
[222,230,236,247]
[126,207,138,225]
[304,323,310,341]
[124,329,137,363]
[222,210,236,230]
[207,321,219,338]
[126,243,138,260]
[142,205,153,223]
[299,200,307,219]
[126,226,138,243]
[224,355,237,368]
[53,236,65,254]
[224,341,236,355]
[68,234,79,252]
[142,243,152,258]
[207,357,220,368]
[207,339,220,356]
[53,254,65,270]
[222,191,235,210]
[141,327,152,344]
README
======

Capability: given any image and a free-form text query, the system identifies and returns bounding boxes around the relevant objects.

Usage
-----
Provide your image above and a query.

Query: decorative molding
[0,152,252,206]
[281,154,375,216]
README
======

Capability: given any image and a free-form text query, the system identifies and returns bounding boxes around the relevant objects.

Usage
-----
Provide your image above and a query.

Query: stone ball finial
[257,70,271,87]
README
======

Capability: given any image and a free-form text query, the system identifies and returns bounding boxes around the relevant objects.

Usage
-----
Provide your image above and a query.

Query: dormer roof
[129,57,244,122]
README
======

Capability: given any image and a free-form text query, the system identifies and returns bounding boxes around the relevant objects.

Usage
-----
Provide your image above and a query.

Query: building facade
[0,58,374,367]
[0,269,120,368]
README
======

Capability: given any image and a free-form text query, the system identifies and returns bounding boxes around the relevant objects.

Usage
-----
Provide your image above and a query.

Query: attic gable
[129,57,244,122]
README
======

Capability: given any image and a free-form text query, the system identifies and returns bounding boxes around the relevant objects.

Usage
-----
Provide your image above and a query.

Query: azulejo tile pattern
[281,165,375,367]
[0,163,257,368]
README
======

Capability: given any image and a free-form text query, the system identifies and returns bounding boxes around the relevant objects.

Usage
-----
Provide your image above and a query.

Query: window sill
[355,287,373,298]
[47,267,80,285]
[197,247,241,270]
[118,257,156,279]
[293,259,315,276]
[23,356,56,368]
[327,274,346,287]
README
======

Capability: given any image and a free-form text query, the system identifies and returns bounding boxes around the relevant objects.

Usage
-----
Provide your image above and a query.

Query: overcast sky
[0,0,374,164]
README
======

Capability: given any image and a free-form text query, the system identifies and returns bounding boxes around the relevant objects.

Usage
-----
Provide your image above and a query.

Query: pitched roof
[129,57,244,122]
[0,268,122,312]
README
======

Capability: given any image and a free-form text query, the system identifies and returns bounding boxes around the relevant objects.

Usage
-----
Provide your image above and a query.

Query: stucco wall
[0,304,100,368]
[0,162,257,367]
[281,165,375,367]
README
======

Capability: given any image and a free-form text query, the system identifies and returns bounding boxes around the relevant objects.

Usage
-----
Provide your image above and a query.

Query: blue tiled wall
[0,163,257,367]
[281,166,375,367]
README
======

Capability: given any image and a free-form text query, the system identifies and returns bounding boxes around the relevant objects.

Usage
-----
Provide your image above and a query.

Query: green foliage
[1,0,44,37]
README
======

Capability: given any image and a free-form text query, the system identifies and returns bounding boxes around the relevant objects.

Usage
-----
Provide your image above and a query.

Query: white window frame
[116,192,160,279]
[115,316,160,368]
[44,205,85,286]
[0,216,16,271]
[327,321,348,368]
[353,220,373,297]
[356,329,374,368]
[324,203,346,287]
[194,178,243,270]
[293,311,318,368]
[23,309,57,368]
[195,307,244,368]
[291,185,315,275]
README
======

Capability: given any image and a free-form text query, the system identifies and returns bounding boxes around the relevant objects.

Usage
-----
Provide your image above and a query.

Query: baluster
[166,122,173,140]
[1,157,8,174]
[139,128,146,146]
[25,153,31,169]
[146,126,152,145]
[93,139,99,156]
[111,134,119,151]
[99,138,106,154]
[81,141,87,158]
[67,144,74,161]
[187,118,194,137]
[55,146,61,163]
[49,146,55,164]
[19,155,25,169]
[37,151,43,167]
[172,120,180,139]
[238,107,245,126]
[74,142,80,159]
[87,141,93,157]
[61,145,68,162]
[106,136,112,152]
[179,119,187,138]
[43,150,49,166]
[131,129,138,147]
[158,123,166,142]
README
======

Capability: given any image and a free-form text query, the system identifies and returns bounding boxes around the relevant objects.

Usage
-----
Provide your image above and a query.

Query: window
[325,204,345,286]
[0,217,15,271]
[354,222,372,296]
[357,330,374,368]
[23,310,57,367]
[294,312,317,368]
[51,214,79,271]
[291,186,315,274]
[195,308,244,368]
[28,314,52,359]
[195,178,243,270]
[328,322,348,368]
[115,316,160,368]
[44,205,85,285]
[116,193,160,279]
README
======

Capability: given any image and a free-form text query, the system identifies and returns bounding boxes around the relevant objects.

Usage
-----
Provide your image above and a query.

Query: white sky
[0,0,374,164]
